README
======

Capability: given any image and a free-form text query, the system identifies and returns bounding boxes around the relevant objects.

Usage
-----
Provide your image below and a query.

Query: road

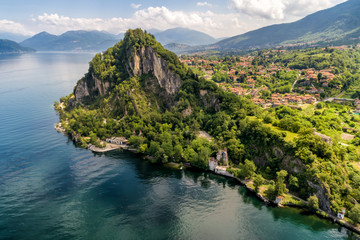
[321,91,346,102]
[290,74,301,93]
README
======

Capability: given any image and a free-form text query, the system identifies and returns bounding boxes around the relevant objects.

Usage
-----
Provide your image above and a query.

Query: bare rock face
[200,91,220,111]
[252,146,305,174]
[74,72,111,104]
[281,156,305,174]
[126,46,181,96]
[307,179,333,214]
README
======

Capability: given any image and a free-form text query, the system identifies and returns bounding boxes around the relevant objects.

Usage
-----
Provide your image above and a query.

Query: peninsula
[55,29,360,232]
[0,39,35,54]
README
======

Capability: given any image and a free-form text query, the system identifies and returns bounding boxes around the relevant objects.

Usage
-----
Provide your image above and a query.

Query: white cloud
[0,19,34,35]
[32,8,224,36]
[231,0,346,20]
[231,0,286,19]
[131,3,142,9]
[20,0,347,39]
[197,2,212,7]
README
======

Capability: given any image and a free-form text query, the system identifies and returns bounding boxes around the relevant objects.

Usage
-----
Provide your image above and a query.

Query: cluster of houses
[180,53,339,94]
[297,68,336,89]
[221,83,267,97]
[252,93,317,108]
[180,56,256,81]
[217,81,320,108]
[180,51,345,110]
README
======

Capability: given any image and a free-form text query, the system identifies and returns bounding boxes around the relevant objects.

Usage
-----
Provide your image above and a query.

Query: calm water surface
[0,52,358,240]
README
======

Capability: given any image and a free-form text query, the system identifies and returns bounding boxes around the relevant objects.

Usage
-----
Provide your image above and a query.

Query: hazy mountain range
[0,32,30,42]
[20,30,122,51]
[214,0,360,51]
[18,28,218,52]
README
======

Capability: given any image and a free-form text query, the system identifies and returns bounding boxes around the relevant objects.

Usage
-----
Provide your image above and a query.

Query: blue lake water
[0,52,358,240]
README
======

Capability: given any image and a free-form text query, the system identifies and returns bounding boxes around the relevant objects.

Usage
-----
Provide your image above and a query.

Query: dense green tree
[241,160,257,179]
[289,175,299,191]
[173,144,184,162]
[253,174,265,192]
[307,195,319,212]
[275,170,288,196]
[349,204,360,224]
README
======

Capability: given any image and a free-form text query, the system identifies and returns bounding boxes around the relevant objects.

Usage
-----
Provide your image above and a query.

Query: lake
[0,52,358,240]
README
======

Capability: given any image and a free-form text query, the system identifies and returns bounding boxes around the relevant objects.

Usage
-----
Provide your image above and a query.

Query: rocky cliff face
[125,46,181,96]
[200,90,220,112]
[74,72,111,103]
[307,179,333,214]
[252,145,305,174]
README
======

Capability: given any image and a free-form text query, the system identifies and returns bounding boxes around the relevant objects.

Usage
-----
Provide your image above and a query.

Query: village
[180,51,343,109]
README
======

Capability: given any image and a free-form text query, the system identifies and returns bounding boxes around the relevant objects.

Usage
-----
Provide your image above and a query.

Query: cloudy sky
[0,0,347,38]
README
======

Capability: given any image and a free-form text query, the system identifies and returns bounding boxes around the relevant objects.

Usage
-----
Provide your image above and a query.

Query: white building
[275,196,284,205]
[337,208,346,220]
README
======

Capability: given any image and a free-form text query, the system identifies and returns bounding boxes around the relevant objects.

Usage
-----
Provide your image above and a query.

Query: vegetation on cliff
[56,29,360,225]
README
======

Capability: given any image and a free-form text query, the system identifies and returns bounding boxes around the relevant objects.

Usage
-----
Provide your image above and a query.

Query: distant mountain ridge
[20,28,218,52]
[153,28,217,46]
[215,0,360,50]
[0,39,35,54]
[21,30,120,51]
[0,32,29,42]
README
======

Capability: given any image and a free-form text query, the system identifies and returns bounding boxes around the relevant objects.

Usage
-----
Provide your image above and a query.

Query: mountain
[163,43,193,54]
[215,0,360,50]
[153,28,217,46]
[21,30,120,51]
[0,39,35,54]
[0,32,29,42]
[21,32,58,50]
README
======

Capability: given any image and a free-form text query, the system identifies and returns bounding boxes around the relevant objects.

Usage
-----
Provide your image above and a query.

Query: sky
[0,0,347,38]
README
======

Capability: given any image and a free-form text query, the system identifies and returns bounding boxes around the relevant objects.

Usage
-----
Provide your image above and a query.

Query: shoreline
[88,143,127,153]
[210,168,360,235]
[55,125,360,235]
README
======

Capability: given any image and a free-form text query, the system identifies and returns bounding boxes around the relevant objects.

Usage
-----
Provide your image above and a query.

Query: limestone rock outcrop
[74,73,111,103]
[125,46,181,96]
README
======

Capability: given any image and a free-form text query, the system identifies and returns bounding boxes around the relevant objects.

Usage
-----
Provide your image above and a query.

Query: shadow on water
[105,151,184,181]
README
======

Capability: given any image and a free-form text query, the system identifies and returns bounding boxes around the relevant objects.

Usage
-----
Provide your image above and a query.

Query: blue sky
[0,0,347,38]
